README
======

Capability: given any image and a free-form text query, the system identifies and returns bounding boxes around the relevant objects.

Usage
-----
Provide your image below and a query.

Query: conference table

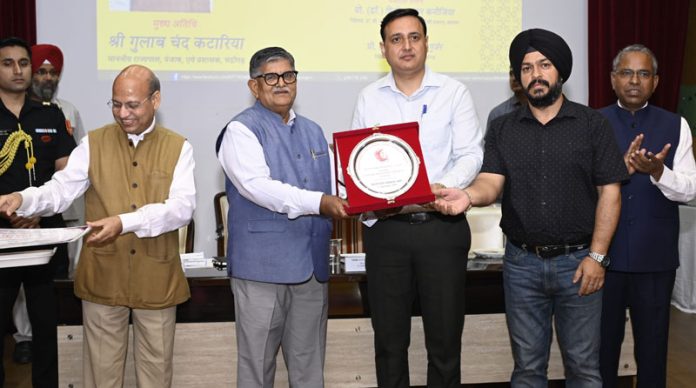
[54,262,635,387]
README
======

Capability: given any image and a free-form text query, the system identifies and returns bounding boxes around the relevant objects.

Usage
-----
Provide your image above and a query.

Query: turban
[509,28,572,83]
[31,44,64,75]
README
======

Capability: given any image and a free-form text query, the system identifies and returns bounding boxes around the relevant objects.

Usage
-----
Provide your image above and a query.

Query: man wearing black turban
[431,28,630,387]
[509,28,573,87]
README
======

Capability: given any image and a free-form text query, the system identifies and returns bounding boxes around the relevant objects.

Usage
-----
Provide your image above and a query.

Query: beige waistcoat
[75,123,190,309]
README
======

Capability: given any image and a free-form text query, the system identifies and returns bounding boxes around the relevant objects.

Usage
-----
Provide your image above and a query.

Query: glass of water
[329,238,342,275]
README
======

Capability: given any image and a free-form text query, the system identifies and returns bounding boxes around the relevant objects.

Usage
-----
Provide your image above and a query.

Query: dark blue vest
[600,104,680,272]
[215,101,332,282]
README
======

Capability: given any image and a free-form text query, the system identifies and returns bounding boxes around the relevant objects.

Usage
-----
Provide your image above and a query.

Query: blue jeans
[503,242,602,388]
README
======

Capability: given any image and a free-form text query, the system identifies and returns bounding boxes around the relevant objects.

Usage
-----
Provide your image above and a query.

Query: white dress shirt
[619,101,696,203]
[217,109,336,220]
[54,97,86,222]
[352,67,483,189]
[18,119,196,238]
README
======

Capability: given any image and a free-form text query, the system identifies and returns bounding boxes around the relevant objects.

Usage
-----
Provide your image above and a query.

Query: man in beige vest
[0,64,196,388]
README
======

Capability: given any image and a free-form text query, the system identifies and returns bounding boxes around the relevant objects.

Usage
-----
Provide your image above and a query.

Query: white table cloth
[672,205,696,313]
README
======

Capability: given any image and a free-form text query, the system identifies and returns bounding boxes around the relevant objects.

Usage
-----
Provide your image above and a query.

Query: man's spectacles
[614,69,653,80]
[107,92,155,111]
[36,68,59,77]
[254,71,298,86]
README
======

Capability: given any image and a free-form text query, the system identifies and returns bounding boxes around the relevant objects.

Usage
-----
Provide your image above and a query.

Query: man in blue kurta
[599,44,696,388]
[216,47,348,387]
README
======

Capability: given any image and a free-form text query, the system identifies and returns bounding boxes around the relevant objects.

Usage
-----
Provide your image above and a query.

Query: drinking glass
[329,238,342,275]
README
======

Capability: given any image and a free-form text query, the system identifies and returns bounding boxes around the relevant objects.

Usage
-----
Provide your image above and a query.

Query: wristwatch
[589,251,610,267]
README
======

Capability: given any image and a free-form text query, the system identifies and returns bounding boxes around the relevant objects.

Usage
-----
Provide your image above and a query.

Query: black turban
[509,28,572,83]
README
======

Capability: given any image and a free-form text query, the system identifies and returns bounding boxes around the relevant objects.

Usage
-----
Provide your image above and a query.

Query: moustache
[527,79,550,91]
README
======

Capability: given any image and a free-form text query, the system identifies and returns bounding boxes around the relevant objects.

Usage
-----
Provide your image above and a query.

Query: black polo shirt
[0,96,75,228]
[482,98,629,246]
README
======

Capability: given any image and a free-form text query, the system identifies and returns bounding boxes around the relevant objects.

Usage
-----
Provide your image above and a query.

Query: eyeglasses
[614,69,653,80]
[254,71,298,86]
[35,68,59,77]
[107,92,155,111]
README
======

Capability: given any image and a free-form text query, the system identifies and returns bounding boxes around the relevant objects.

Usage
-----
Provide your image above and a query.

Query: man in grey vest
[216,46,348,387]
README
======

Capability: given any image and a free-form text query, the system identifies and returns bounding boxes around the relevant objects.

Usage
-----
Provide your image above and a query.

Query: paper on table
[0,226,91,250]
[0,248,56,268]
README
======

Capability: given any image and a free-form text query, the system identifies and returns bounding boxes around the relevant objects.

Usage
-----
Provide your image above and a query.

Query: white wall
[36,0,588,258]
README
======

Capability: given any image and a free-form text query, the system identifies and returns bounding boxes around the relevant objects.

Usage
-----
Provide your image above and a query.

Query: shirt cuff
[651,166,674,187]
[288,190,325,219]
[16,187,39,216]
[119,212,142,234]
[308,191,324,215]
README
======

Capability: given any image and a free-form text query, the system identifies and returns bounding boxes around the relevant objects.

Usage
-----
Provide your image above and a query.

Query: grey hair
[612,44,658,74]
[148,73,161,94]
[249,47,295,78]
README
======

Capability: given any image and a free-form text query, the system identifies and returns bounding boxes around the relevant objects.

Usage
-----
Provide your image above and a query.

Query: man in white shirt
[351,9,483,387]
[0,64,196,388]
[216,46,347,387]
[598,44,696,388]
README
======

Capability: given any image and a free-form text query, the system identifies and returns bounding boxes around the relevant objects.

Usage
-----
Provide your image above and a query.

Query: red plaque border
[333,122,434,215]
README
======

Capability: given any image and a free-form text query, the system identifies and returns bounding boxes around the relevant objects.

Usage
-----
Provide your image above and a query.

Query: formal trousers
[12,285,32,343]
[0,259,58,388]
[81,300,177,388]
[11,243,67,350]
[231,275,328,388]
[599,270,676,388]
[364,213,470,388]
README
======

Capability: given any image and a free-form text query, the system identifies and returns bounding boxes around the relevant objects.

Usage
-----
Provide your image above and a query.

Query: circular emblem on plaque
[347,133,420,200]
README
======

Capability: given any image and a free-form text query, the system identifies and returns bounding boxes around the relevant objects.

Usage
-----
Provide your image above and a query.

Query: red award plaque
[333,122,435,215]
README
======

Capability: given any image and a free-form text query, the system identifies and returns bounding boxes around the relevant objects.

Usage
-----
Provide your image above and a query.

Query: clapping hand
[630,142,671,181]
[623,134,643,175]
[624,133,671,180]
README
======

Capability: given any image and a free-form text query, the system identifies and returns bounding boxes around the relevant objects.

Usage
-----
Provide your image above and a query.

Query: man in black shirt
[433,29,628,387]
[0,36,75,387]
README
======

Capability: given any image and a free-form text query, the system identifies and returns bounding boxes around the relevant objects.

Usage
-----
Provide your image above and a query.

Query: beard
[31,81,56,101]
[524,79,563,108]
